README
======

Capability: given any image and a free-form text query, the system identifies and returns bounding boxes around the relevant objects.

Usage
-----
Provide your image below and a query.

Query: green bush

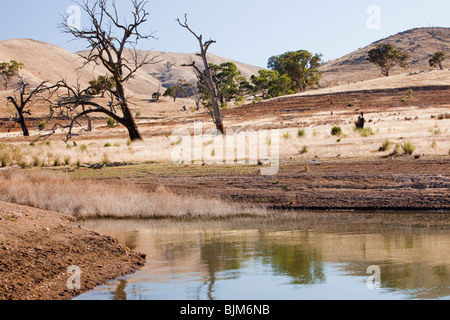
[331,126,342,136]
[38,121,46,131]
[297,129,306,137]
[299,146,308,154]
[107,117,116,128]
[401,142,415,155]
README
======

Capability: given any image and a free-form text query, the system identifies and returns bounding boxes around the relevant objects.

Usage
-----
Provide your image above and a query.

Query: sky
[1,0,450,68]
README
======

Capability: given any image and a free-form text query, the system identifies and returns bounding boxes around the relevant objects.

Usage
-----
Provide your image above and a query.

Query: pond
[74,215,450,300]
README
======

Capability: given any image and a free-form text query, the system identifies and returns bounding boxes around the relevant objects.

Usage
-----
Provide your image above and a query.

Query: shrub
[379,139,391,152]
[80,144,88,152]
[401,142,415,155]
[104,143,112,148]
[282,132,293,139]
[0,153,9,167]
[331,126,342,136]
[53,158,61,167]
[32,156,41,167]
[297,129,306,137]
[38,121,46,131]
[29,142,35,147]
[107,117,116,128]
[358,127,375,137]
[299,146,308,154]
[102,153,110,165]
[405,89,413,99]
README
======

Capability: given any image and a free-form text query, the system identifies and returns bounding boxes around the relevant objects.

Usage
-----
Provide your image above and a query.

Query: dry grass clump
[0,169,267,220]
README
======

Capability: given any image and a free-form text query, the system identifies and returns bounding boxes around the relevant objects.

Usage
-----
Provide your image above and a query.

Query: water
[74,218,450,300]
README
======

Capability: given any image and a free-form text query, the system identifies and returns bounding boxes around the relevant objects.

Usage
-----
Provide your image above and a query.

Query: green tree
[198,62,246,108]
[88,75,116,97]
[429,51,446,70]
[0,60,24,89]
[163,78,194,102]
[268,50,322,92]
[368,43,409,76]
[249,70,293,99]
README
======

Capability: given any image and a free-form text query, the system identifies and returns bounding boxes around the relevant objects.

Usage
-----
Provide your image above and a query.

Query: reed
[0,169,267,220]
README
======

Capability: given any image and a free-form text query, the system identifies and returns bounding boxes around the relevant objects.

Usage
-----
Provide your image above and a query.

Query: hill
[0,38,262,96]
[319,27,450,88]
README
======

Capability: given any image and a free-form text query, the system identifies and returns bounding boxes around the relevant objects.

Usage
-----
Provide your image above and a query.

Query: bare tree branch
[57,0,161,141]
[177,14,224,134]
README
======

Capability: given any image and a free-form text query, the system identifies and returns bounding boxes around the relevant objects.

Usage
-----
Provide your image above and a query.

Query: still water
[75,217,450,300]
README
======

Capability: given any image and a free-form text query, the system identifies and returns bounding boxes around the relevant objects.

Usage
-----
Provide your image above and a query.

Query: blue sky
[1,0,449,68]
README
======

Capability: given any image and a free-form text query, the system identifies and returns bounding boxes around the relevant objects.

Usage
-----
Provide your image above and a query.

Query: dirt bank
[0,201,146,300]
[106,158,449,212]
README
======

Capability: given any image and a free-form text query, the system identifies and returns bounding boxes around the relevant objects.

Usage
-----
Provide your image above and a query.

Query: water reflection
[75,220,450,300]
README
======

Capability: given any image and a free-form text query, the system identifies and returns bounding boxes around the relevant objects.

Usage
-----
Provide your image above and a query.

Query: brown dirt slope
[0,201,146,300]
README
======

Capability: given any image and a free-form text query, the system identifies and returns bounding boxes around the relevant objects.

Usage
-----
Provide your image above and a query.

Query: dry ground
[0,201,146,300]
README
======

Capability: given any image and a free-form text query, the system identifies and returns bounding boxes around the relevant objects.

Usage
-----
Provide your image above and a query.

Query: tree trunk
[121,108,143,141]
[125,120,143,141]
[117,82,143,141]
[18,113,30,137]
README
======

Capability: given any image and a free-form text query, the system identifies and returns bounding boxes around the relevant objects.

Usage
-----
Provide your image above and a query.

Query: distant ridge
[0,38,262,95]
[319,27,450,87]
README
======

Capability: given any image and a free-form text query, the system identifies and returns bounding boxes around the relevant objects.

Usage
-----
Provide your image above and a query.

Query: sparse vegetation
[401,142,416,155]
[431,140,437,149]
[107,117,116,128]
[282,132,293,139]
[331,126,342,136]
[379,139,391,152]
[405,89,413,99]
[356,127,375,137]
[38,121,47,131]
[299,146,308,154]
[297,129,306,137]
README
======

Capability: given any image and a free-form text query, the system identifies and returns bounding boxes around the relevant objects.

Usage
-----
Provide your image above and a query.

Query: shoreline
[0,201,146,300]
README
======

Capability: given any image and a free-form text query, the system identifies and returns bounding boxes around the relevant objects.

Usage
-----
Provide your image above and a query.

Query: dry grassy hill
[319,27,450,88]
[0,38,262,96]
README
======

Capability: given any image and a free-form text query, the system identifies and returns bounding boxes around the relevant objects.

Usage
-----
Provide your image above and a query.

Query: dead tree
[177,14,225,134]
[6,77,49,137]
[58,0,161,141]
